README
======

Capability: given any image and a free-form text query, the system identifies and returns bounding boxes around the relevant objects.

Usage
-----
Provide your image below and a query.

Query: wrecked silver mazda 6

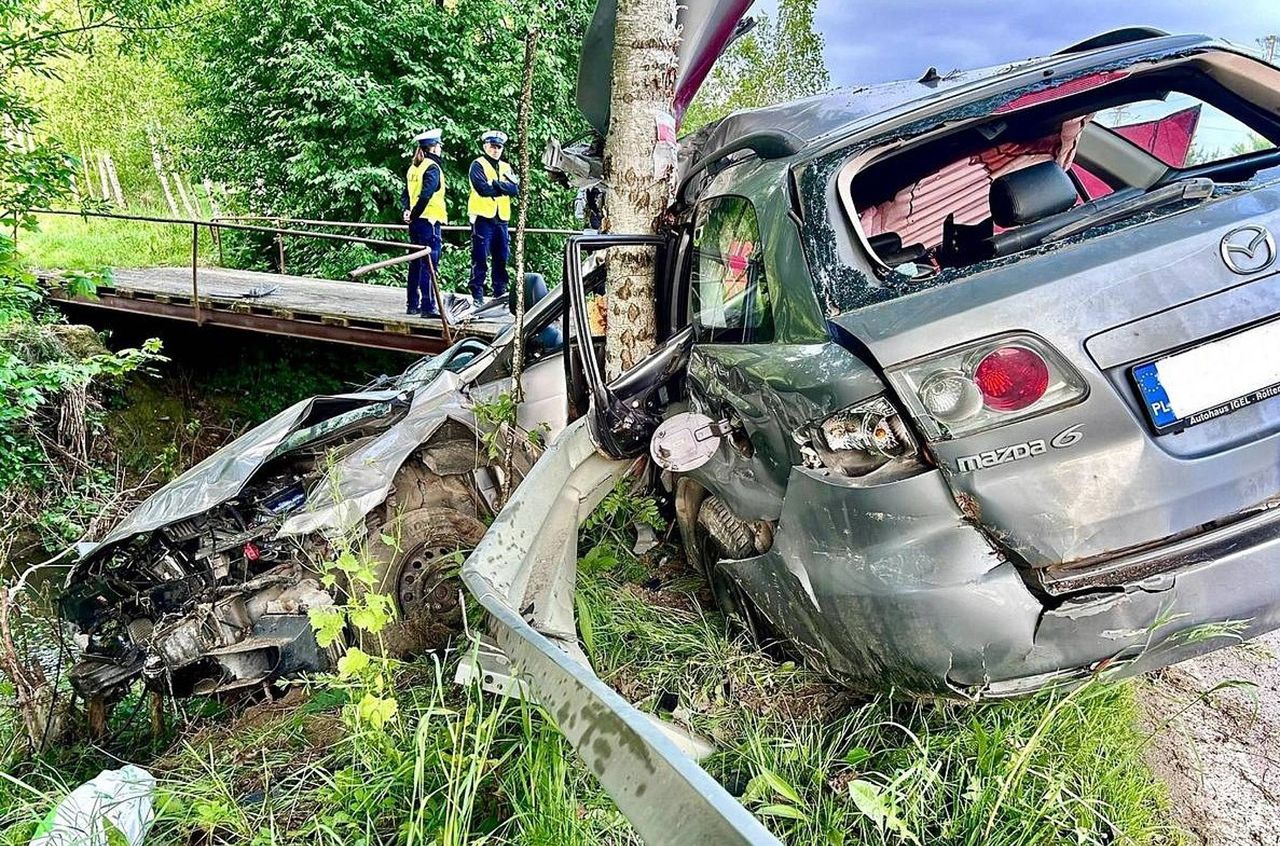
[551,26,1280,700]
[60,288,569,708]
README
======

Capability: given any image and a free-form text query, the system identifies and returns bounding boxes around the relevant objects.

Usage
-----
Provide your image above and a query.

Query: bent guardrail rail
[461,417,782,846]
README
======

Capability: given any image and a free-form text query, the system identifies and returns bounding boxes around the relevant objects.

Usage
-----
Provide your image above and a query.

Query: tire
[364,506,488,657]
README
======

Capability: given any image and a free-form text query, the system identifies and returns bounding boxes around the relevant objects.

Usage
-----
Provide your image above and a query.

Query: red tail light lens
[974,347,1050,411]
[886,333,1087,440]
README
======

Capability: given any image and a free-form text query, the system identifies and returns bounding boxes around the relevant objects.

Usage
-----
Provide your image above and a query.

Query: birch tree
[601,0,680,379]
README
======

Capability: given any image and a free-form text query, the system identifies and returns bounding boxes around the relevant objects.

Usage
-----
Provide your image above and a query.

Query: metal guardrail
[462,418,784,846]
[30,209,576,342]
[208,215,578,280]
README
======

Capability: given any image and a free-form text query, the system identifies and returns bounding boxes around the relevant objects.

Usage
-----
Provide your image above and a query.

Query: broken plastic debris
[633,523,659,555]
[30,765,156,846]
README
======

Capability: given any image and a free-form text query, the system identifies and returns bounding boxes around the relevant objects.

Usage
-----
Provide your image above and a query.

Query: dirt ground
[1139,631,1280,845]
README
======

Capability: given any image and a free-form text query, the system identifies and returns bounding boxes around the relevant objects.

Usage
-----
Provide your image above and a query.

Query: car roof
[682,32,1224,164]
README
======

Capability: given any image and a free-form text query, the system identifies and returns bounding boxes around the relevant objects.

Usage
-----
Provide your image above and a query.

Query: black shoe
[406,306,420,315]
[419,310,437,319]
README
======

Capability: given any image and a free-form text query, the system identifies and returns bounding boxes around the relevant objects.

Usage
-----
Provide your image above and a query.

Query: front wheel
[365,506,487,657]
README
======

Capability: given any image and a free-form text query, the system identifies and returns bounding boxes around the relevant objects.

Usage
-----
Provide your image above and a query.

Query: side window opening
[690,195,774,344]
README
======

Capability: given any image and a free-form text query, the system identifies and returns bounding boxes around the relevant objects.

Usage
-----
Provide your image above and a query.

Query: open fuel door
[562,233,693,458]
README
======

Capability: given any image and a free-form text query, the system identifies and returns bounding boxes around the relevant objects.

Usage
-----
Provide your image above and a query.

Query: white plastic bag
[30,765,156,846]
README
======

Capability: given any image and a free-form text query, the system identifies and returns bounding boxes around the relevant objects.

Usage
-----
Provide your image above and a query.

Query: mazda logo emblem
[1220,224,1277,275]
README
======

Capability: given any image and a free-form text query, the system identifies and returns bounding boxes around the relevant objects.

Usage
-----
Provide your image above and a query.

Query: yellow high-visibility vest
[407,160,447,224]
[467,157,514,222]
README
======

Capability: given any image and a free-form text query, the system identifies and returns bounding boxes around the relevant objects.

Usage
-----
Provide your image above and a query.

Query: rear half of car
[786,42,1280,695]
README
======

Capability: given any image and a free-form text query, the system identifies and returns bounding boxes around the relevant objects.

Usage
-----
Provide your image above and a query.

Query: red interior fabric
[859,116,1089,249]
[1110,105,1201,167]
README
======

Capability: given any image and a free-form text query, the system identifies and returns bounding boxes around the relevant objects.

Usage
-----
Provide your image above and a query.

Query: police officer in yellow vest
[467,129,519,308]
[402,129,447,316]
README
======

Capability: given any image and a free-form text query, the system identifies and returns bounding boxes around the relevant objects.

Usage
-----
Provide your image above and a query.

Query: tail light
[888,334,1086,439]
[793,396,921,478]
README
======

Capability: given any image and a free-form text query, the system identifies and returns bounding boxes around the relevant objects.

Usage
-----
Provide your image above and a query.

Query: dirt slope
[1139,631,1280,845]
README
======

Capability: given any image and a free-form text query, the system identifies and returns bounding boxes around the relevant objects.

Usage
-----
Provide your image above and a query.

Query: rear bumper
[726,465,1280,696]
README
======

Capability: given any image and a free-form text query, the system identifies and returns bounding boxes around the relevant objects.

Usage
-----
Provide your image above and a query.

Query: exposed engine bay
[57,374,520,705]
[61,456,337,701]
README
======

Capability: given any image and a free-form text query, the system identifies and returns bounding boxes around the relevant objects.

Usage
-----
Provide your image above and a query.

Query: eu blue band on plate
[1133,362,1177,428]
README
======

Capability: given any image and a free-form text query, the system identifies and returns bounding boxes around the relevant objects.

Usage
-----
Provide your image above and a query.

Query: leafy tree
[683,0,830,131]
[23,36,194,210]
[2,0,178,752]
[178,0,593,281]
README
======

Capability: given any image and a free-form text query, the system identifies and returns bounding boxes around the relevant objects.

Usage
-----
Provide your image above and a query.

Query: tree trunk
[202,179,222,218]
[96,153,111,202]
[149,131,179,216]
[104,153,126,208]
[601,0,680,380]
[172,171,197,219]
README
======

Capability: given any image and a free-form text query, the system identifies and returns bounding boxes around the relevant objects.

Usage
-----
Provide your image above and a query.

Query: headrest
[509,272,549,313]
[989,162,1077,228]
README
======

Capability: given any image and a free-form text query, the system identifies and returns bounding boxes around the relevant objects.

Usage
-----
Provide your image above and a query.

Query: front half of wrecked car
[60,287,570,706]
[667,35,1280,695]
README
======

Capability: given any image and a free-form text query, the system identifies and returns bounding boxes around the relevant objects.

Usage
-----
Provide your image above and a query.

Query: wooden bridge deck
[41,266,503,354]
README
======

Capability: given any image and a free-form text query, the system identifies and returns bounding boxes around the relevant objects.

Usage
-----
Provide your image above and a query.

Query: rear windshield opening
[841,53,1280,277]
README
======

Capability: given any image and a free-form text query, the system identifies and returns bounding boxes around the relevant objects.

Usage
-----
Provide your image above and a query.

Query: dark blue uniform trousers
[469,216,509,302]
[408,218,441,314]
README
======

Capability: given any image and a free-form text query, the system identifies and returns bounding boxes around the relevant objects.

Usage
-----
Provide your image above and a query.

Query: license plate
[1132,319,1280,433]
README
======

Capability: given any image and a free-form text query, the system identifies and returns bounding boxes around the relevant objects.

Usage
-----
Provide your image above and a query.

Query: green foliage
[582,478,666,553]
[684,0,831,131]
[18,213,207,271]
[575,554,1176,846]
[471,391,518,460]
[0,309,166,489]
[178,0,590,278]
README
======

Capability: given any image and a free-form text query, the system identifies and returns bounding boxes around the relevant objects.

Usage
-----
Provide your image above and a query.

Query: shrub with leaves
[177,0,592,280]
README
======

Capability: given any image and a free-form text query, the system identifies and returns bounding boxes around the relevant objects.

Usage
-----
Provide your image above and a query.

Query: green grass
[0,516,1182,846]
[19,212,210,271]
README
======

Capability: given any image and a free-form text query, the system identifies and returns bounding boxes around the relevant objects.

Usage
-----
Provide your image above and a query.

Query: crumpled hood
[70,372,467,577]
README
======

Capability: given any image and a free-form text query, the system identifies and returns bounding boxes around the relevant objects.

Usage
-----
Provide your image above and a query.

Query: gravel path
[1138,631,1280,845]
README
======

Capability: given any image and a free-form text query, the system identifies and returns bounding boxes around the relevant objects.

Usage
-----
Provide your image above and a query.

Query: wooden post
[425,250,453,346]
[275,218,285,273]
[192,223,202,326]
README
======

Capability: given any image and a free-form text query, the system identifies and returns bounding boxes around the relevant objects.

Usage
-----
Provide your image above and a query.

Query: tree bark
[149,130,179,215]
[104,153,126,208]
[601,0,680,380]
[172,171,197,218]
[95,153,112,202]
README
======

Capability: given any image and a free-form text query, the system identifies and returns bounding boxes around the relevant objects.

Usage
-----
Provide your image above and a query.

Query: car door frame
[561,232,694,459]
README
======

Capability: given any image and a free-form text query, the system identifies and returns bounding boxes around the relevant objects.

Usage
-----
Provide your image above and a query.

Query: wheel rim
[395,542,462,618]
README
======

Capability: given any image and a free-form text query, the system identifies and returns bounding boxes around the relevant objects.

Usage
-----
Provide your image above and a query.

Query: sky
[752,0,1280,87]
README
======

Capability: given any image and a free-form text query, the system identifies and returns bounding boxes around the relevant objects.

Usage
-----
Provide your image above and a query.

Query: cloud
[754,0,1280,86]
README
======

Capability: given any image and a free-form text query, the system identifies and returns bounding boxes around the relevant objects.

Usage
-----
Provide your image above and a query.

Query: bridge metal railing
[207,214,579,277]
[29,208,578,346]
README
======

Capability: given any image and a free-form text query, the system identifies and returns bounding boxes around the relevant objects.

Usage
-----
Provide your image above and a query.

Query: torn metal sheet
[71,389,404,572]
[462,419,781,846]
